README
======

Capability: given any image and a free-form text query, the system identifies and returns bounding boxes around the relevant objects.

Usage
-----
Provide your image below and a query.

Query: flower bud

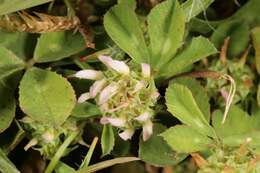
[143,120,153,141]
[141,63,151,78]
[78,92,91,103]
[150,91,160,99]
[75,70,103,80]
[134,112,150,122]
[119,129,135,141]
[98,55,130,75]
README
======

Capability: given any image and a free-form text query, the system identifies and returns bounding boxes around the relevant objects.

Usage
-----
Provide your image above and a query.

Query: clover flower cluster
[74,55,159,141]
[198,142,260,173]
[21,116,79,158]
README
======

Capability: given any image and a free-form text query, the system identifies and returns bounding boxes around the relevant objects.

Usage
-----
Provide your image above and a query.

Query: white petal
[134,112,150,122]
[108,102,129,113]
[90,78,107,97]
[99,83,119,104]
[143,120,153,141]
[119,129,135,141]
[141,63,151,78]
[107,117,126,127]
[78,92,91,103]
[108,59,130,75]
[150,91,160,99]
[98,55,130,75]
[98,55,113,66]
[131,81,144,94]
[75,70,103,80]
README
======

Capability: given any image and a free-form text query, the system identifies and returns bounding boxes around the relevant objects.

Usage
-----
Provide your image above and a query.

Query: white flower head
[90,78,106,98]
[98,55,130,75]
[99,83,119,104]
[119,129,135,141]
[78,92,91,103]
[134,111,150,122]
[141,63,151,78]
[75,69,103,80]
[143,120,153,141]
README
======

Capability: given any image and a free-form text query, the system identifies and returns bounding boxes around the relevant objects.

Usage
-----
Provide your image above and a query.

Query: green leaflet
[0,31,37,60]
[170,77,211,122]
[0,83,15,133]
[34,31,86,63]
[139,124,187,166]
[117,0,136,10]
[165,83,215,137]
[182,0,214,22]
[101,124,115,155]
[19,67,76,127]
[159,37,217,77]
[0,46,25,79]
[104,4,150,64]
[161,125,214,153]
[71,102,100,119]
[211,20,250,57]
[0,0,52,15]
[212,106,260,139]
[148,0,185,69]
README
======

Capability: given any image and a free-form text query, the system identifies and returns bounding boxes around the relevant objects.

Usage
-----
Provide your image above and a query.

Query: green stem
[44,129,80,173]
[79,137,98,169]
[63,0,75,16]
[47,0,55,14]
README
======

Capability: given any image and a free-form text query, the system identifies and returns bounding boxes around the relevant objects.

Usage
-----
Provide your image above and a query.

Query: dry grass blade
[0,11,80,33]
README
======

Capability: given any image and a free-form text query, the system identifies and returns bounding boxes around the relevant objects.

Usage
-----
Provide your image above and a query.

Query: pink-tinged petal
[101,103,109,110]
[134,112,150,122]
[119,129,135,141]
[98,55,130,75]
[99,83,119,104]
[143,120,153,141]
[42,131,54,143]
[100,117,109,124]
[98,55,113,66]
[108,102,129,113]
[90,78,107,97]
[78,92,91,103]
[131,81,144,94]
[107,117,126,127]
[150,91,160,99]
[141,63,151,78]
[220,89,228,101]
[75,69,103,80]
